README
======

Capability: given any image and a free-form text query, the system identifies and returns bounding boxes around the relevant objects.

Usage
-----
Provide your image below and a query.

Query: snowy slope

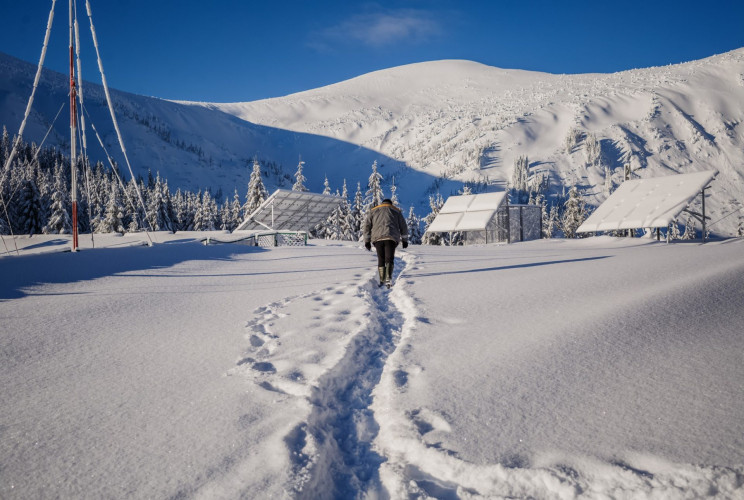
[207,50,744,235]
[1,234,743,498]
[0,52,426,202]
[3,49,744,233]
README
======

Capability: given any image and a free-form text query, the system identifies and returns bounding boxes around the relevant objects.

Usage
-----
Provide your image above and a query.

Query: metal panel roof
[457,210,497,231]
[577,170,716,232]
[426,192,507,232]
[234,189,341,232]
[427,212,464,233]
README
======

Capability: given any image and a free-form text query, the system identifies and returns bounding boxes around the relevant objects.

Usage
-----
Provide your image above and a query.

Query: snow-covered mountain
[207,50,744,235]
[2,49,744,234]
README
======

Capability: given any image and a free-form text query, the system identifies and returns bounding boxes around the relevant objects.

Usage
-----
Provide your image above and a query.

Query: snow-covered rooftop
[427,192,507,232]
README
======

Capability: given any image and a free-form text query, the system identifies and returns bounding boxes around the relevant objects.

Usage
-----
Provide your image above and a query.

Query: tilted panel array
[234,190,341,232]
[578,170,717,233]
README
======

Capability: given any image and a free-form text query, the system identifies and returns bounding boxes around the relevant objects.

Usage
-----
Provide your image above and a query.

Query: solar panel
[427,192,507,232]
[577,170,716,232]
[234,189,341,232]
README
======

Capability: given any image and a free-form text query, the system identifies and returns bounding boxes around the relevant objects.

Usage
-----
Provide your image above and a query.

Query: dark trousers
[373,240,397,267]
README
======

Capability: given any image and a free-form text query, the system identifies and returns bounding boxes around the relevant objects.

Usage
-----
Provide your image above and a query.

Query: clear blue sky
[1,0,742,102]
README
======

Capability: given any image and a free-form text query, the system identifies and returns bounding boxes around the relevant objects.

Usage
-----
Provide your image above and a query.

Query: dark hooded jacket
[363,201,408,244]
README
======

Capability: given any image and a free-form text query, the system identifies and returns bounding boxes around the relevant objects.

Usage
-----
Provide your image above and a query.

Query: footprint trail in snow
[229,254,415,498]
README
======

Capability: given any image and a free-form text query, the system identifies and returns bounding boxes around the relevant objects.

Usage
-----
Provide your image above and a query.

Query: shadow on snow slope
[0,52,460,205]
[0,241,266,301]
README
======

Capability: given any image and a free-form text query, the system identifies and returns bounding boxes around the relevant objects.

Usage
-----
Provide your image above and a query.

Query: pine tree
[16,178,44,235]
[246,159,268,216]
[669,219,682,240]
[422,193,445,245]
[322,175,331,195]
[197,191,218,231]
[545,203,560,239]
[339,180,355,241]
[565,127,582,154]
[364,160,384,210]
[682,215,696,240]
[406,206,422,245]
[561,185,587,238]
[350,182,364,239]
[43,163,72,234]
[98,182,125,233]
[0,210,8,235]
[584,132,601,166]
[293,158,308,192]
[390,177,399,206]
[603,166,614,195]
[0,126,10,168]
[219,201,230,231]
[230,188,243,231]
[511,155,529,204]
[147,173,172,231]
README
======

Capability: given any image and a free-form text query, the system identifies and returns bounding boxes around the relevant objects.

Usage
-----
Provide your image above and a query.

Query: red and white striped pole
[69,0,79,251]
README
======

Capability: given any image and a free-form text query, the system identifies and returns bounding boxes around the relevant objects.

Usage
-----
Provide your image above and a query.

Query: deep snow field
[1,233,743,499]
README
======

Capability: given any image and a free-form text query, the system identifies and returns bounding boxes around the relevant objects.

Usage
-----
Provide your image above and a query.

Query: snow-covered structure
[577,170,717,239]
[234,189,340,246]
[425,192,541,244]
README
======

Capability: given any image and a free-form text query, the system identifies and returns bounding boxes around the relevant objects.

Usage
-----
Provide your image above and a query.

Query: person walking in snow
[364,198,408,287]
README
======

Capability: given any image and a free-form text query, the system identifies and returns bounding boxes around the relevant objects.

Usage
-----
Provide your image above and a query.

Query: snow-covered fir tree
[219,201,230,231]
[350,182,364,239]
[406,206,422,245]
[195,191,218,231]
[509,155,530,204]
[229,188,242,231]
[16,178,44,235]
[147,173,172,232]
[561,185,587,238]
[192,191,206,231]
[322,175,331,195]
[43,162,71,234]
[511,155,529,204]
[292,158,308,192]
[682,215,696,240]
[246,159,268,217]
[422,193,445,245]
[390,177,399,206]
[339,180,356,241]
[545,203,560,238]
[365,160,384,210]
[603,166,614,196]
[565,127,582,154]
[669,219,682,240]
[584,132,602,167]
[98,182,126,234]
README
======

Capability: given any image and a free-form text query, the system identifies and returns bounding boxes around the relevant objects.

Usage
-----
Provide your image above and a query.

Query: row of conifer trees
[0,128,428,242]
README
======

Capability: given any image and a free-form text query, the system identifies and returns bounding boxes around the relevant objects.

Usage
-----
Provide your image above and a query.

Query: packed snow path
[232,253,414,498]
[2,234,743,499]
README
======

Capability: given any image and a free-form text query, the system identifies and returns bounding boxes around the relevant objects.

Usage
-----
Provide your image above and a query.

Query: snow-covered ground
[1,233,743,499]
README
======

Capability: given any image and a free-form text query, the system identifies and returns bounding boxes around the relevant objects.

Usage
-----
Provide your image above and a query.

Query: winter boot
[378,267,386,287]
[384,262,394,288]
